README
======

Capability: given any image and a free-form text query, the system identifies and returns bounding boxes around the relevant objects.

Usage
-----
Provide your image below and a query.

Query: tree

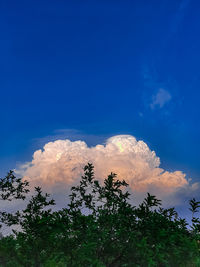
[0,164,200,266]
[65,163,199,266]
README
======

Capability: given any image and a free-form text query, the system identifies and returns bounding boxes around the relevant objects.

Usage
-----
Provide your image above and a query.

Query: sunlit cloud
[16,135,199,207]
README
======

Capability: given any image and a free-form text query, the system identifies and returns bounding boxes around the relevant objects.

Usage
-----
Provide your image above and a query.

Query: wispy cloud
[32,129,108,148]
[170,0,191,35]
[150,89,172,110]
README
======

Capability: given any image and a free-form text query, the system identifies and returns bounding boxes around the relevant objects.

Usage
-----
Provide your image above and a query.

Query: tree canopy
[0,163,200,266]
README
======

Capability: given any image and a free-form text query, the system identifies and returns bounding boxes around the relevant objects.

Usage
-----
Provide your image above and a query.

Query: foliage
[0,163,199,266]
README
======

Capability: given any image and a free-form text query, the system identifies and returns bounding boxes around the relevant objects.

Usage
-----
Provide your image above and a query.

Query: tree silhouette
[0,164,199,266]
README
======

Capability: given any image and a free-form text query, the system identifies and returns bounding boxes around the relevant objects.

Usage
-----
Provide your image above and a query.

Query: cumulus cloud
[17,135,199,207]
[150,89,172,109]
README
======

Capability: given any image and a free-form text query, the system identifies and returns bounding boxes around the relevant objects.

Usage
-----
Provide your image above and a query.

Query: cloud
[150,89,172,110]
[32,129,108,149]
[170,0,191,35]
[17,135,199,208]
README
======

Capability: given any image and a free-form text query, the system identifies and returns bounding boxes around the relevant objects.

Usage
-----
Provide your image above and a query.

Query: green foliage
[189,198,200,216]
[0,171,29,202]
[0,163,200,266]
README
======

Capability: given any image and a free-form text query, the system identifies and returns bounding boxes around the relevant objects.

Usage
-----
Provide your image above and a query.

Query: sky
[1,0,200,219]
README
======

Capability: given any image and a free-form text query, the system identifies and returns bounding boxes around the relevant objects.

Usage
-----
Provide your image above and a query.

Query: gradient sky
[1,0,200,190]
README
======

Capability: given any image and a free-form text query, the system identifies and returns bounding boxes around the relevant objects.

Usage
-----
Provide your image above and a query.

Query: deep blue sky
[1,0,200,182]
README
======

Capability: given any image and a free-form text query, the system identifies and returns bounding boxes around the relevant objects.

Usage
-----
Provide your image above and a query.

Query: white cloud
[17,135,198,207]
[150,89,172,109]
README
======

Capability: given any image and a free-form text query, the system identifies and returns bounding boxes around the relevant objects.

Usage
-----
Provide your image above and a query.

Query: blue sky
[1,0,200,190]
